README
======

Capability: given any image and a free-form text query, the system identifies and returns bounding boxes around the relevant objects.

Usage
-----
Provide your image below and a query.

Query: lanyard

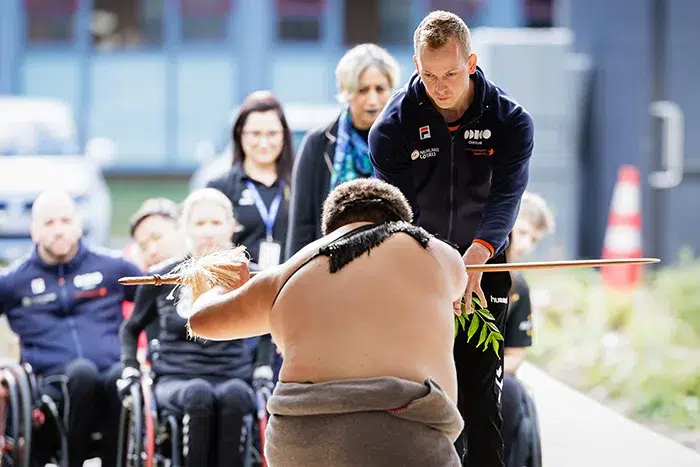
[246,180,284,241]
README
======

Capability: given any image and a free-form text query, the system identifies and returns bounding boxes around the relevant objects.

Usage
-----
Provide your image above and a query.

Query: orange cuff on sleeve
[473,239,495,257]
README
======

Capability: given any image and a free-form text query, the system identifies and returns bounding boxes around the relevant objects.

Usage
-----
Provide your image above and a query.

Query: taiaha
[118,257,660,287]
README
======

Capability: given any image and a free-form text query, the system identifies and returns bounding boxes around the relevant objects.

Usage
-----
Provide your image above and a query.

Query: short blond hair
[180,188,241,232]
[518,192,555,235]
[413,10,472,57]
[335,43,401,104]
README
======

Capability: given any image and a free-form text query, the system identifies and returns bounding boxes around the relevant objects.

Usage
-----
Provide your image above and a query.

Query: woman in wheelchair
[502,191,555,467]
[118,188,275,467]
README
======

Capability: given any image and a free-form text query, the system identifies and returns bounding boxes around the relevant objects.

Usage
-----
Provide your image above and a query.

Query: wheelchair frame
[0,362,103,467]
[116,364,272,467]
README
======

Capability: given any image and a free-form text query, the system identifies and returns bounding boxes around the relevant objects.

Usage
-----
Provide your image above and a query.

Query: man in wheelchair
[0,190,143,467]
[118,188,275,467]
[501,192,555,467]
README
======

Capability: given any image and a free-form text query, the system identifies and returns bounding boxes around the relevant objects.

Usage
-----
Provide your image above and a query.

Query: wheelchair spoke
[2,435,17,467]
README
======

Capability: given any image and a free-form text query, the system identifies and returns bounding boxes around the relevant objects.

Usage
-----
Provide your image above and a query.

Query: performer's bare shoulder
[188,179,467,402]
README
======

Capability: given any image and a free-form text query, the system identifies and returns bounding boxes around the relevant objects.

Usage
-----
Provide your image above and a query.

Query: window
[180,0,231,42]
[92,0,164,49]
[524,0,554,28]
[378,0,412,45]
[277,0,325,42]
[25,0,77,43]
[343,0,413,46]
[429,0,484,23]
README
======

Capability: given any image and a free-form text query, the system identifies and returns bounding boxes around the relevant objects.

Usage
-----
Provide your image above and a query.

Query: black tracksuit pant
[453,251,512,467]
[40,358,122,467]
[155,376,256,467]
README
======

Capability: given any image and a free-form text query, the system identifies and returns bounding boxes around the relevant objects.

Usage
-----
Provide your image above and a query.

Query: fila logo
[464,129,491,140]
[490,295,508,304]
[419,125,431,140]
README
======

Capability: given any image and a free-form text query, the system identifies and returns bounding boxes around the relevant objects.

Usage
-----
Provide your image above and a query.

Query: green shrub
[526,260,700,432]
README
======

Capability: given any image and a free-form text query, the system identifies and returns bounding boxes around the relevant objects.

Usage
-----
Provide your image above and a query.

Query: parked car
[189,103,342,191]
[0,96,116,264]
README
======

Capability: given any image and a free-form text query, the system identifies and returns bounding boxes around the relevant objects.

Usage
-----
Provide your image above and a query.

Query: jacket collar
[323,115,340,144]
[30,239,89,272]
[409,65,493,116]
[230,161,284,188]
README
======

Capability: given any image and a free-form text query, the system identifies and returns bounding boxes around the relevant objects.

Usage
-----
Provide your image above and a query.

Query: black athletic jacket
[120,258,273,381]
[369,67,534,256]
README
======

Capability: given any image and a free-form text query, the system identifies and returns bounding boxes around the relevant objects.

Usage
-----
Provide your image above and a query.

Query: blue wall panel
[175,55,237,165]
[272,53,333,104]
[20,53,81,110]
[87,55,168,166]
[1,0,529,171]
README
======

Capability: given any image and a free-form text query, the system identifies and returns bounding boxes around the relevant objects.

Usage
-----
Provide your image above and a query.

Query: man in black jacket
[368,10,534,467]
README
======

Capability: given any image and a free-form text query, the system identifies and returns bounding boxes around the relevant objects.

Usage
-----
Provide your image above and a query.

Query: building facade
[0,0,548,173]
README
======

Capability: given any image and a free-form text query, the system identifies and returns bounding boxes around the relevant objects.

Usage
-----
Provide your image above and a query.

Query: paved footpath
[517,362,700,467]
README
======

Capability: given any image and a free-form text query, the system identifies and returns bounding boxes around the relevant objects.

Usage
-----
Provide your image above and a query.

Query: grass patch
[106,176,190,241]
[526,258,700,446]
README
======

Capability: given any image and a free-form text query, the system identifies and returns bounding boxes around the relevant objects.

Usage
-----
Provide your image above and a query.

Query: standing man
[368,10,534,467]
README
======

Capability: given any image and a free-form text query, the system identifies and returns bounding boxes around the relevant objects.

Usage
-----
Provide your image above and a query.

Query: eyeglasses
[241,130,284,143]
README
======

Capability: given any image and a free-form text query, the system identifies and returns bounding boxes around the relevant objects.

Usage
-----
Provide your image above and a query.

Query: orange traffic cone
[601,165,643,290]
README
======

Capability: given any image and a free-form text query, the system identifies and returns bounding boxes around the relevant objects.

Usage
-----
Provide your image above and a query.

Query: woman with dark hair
[206,90,293,382]
[207,90,294,270]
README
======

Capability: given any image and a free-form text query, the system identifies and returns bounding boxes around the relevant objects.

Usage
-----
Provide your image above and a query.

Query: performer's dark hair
[321,178,413,235]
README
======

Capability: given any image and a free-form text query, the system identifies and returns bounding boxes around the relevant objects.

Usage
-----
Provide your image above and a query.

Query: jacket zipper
[421,100,487,243]
[448,134,455,240]
[443,111,484,242]
[58,265,84,358]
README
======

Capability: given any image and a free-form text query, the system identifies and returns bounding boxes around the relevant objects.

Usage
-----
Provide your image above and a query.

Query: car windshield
[0,102,80,156]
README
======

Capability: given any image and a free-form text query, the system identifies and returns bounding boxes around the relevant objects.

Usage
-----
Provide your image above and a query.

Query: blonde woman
[118,188,274,467]
[285,43,401,259]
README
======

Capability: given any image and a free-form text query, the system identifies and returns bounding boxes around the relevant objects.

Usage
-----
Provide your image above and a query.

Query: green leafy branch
[454,296,504,357]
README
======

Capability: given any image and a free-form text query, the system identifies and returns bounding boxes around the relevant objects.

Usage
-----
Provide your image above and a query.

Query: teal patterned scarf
[328,108,373,193]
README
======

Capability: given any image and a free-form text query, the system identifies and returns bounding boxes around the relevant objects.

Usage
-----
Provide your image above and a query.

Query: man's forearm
[474,192,525,256]
[475,110,534,255]
[474,158,530,255]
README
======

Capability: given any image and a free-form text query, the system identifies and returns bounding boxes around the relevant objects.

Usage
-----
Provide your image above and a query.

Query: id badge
[258,241,282,270]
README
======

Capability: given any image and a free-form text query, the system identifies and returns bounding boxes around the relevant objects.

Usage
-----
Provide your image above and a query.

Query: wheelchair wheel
[164,413,182,467]
[2,364,36,467]
[117,383,144,467]
[239,384,272,467]
[1,369,25,467]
